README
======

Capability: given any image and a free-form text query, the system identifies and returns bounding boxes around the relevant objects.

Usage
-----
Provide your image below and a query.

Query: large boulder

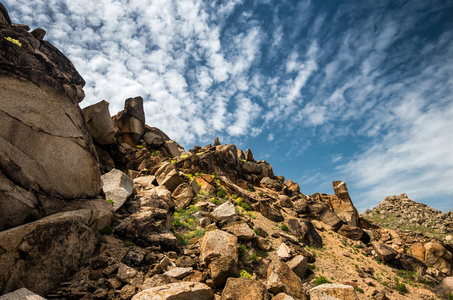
[113,96,145,147]
[287,219,323,248]
[102,169,134,211]
[211,202,237,222]
[132,282,214,300]
[0,210,101,296]
[172,183,194,209]
[0,11,101,230]
[153,162,183,192]
[82,100,115,145]
[266,260,306,299]
[309,284,359,300]
[424,242,452,274]
[221,278,270,300]
[287,255,308,280]
[371,242,398,262]
[0,288,45,300]
[331,181,360,227]
[200,230,238,288]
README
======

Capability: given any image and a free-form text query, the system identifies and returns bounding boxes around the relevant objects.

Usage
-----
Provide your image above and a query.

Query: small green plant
[240,269,252,278]
[231,194,237,199]
[25,212,41,223]
[396,282,407,294]
[196,152,204,157]
[4,37,22,47]
[248,212,256,218]
[210,198,219,205]
[314,275,328,285]
[175,229,205,246]
[249,252,258,263]
[354,287,364,293]
[99,226,113,235]
[238,244,247,259]
[136,145,143,148]
[253,229,261,236]
[172,206,199,229]
[107,198,114,206]
[259,191,263,196]
[281,224,289,231]
[216,189,227,198]
[446,293,453,300]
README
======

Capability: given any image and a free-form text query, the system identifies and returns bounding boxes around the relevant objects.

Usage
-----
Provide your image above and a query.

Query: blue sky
[5,0,453,212]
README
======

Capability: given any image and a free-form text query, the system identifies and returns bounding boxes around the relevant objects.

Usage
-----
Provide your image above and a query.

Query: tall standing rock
[0,9,101,230]
[331,181,360,227]
[82,100,116,145]
[113,96,145,147]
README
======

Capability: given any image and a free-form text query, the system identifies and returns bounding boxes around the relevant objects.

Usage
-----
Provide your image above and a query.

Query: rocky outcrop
[113,97,145,147]
[0,210,102,295]
[266,260,306,299]
[132,282,214,300]
[0,7,101,230]
[82,100,116,145]
[309,284,359,300]
[331,181,360,227]
[102,169,134,211]
[221,278,270,300]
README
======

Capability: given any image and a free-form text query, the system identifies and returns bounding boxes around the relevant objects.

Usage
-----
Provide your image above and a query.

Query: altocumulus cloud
[4,0,453,211]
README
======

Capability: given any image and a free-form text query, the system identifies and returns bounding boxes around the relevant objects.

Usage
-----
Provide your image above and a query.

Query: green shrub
[175,229,205,246]
[253,229,261,236]
[249,252,258,263]
[172,206,199,229]
[240,270,252,278]
[99,226,113,235]
[231,194,237,199]
[210,198,219,205]
[238,244,247,259]
[354,287,364,293]
[281,224,289,231]
[314,275,328,285]
[217,189,227,198]
[396,282,407,294]
[136,145,143,148]
[446,293,453,300]
[107,198,114,206]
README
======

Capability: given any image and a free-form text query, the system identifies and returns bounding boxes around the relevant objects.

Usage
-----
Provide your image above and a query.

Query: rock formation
[0,5,451,300]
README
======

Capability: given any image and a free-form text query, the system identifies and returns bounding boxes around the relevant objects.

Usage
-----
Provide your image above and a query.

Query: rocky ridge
[1,6,453,300]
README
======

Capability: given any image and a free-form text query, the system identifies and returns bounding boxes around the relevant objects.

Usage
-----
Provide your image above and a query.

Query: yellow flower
[5,37,22,47]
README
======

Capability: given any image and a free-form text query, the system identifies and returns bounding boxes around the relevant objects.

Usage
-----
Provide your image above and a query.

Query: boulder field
[0,6,452,300]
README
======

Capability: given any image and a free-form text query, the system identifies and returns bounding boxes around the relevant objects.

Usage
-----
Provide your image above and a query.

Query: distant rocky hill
[1,4,453,300]
[363,194,453,241]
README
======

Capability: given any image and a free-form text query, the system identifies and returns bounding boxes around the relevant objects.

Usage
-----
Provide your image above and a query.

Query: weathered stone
[141,275,178,291]
[211,202,237,221]
[154,162,183,192]
[102,169,134,211]
[425,242,447,265]
[260,177,276,189]
[0,288,45,300]
[277,195,293,208]
[277,243,292,259]
[164,267,193,279]
[287,255,308,280]
[221,278,270,300]
[209,256,239,288]
[259,201,284,222]
[256,236,272,251]
[319,210,346,231]
[132,282,214,300]
[338,224,364,241]
[309,283,359,300]
[113,96,145,147]
[285,180,300,193]
[0,211,99,295]
[114,207,173,247]
[266,260,306,299]
[237,149,245,160]
[245,149,254,161]
[214,137,221,146]
[164,140,183,158]
[122,247,147,267]
[117,263,144,287]
[144,132,164,146]
[82,100,115,145]
[287,219,323,248]
[224,222,256,241]
[200,230,238,265]
[183,270,205,283]
[172,183,194,209]
[149,186,172,198]
[436,277,453,296]
[119,284,136,300]
[410,243,426,262]
[371,241,397,262]
[331,181,360,227]
[273,293,295,300]
[133,175,157,189]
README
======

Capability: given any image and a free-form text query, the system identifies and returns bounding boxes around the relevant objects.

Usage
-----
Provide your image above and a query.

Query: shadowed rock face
[0,6,101,230]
